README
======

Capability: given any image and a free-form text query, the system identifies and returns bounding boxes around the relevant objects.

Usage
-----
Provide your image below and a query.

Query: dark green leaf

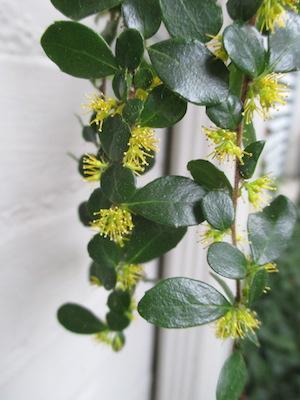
[248,195,297,265]
[243,120,257,146]
[50,0,123,20]
[82,125,98,144]
[57,303,106,334]
[227,0,263,22]
[206,93,243,130]
[90,261,117,290]
[160,0,222,43]
[101,164,136,203]
[41,21,118,79]
[99,115,131,161]
[78,201,92,226]
[88,234,122,267]
[122,0,161,39]
[134,68,153,89]
[210,272,235,304]
[107,289,131,313]
[187,159,233,195]
[115,29,144,70]
[87,188,111,218]
[201,190,234,231]
[228,63,244,97]
[138,277,231,328]
[140,85,187,128]
[268,12,300,73]
[124,215,187,263]
[216,351,247,400]
[126,176,206,227]
[249,268,268,304]
[239,140,265,179]
[223,23,266,78]
[106,311,130,331]
[122,98,144,125]
[207,242,247,279]
[148,38,229,105]
[112,69,131,101]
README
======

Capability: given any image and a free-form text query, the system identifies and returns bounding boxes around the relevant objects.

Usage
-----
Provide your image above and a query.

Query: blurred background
[1,0,299,399]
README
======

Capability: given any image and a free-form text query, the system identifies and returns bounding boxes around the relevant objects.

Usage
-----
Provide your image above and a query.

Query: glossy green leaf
[187,159,233,195]
[138,278,231,328]
[88,234,122,267]
[206,93,243,130]
[115,29,144,70]
[239,140,265,179]
[243,120,256,146]
[41,21,118,79]
[87,188,111,218]
[223,23,266,78]
[248,195,297,265]
[249,268,268,304]
[226,0,263,22]
[122,0,161,39]
[99,115,131,161]
[78,201,92,226]
[89,261,117,290]
[107,290,131,313]
[216,351,247,400]
[126,176,206,227]
[101,164,136,203]
[201,190,234,231]
[57,303,106,334]
[160,0,222,43]
[140,85,187,128]
[148,38,229,105]
[122,98,144,125]
[106,311,130,331]
[134,68,153,89]
[228,63,244,97]
[124,216,187,263]
[50,0,123,20]
[112,69,131,101]
[207,242,247,279]
[268,12,300,73]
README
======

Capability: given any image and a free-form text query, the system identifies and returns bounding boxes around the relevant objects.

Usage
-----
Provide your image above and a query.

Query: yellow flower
[123,126,159,175]
[206,34,229,62]
[261,262,279,273]
[257,0,298,33]
[198,224,229,246]
[244,173,277,210]
[91,206,134,247]
[82,92,117,131]
[82,153,109,183]
[215,305,260,339]
[243,73,288,124]
[117,263,144,290]
[94,330,112,346]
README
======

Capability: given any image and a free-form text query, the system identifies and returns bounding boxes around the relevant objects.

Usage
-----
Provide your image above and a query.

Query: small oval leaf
[89,261,117,290]
[206,93,243,130]
[201,190,234,231]
[226,0,263,22]
[248,268,268,304]
[101,164,136,204]
[239,140,265,179]
[50,0,123,20]
[88,234,122,267]
[116,29,144,71]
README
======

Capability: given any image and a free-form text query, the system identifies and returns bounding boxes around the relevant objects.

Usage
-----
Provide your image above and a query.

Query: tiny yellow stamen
[206,34,229,62]
[82,92,117,131]
[257,0,298,33]
[244,173,277,210]
[198,224,229,246]
[117,264,144,290]
[82,153,109,183]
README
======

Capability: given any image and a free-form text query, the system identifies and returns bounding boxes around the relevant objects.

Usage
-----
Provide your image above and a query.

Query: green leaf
[210,272,235,304]
[140,85,187,128]
[201,190,234,231]
[243,120,257,146]
[115,29,144,71]
[187,159,233,195]
[112,69,132,101]
[88,234,122,267]
[138,278,231,328]
[122,98,144,125]
[99,115,131,161]
[228,63,244,97]
[134,68,154,90]
[216,351,247,400]
[160,0,222,43]
[82,125,98,145]
[57,303,106,334]
[122,0,161,39]
[101,17,120,46]
[248,195,297,265]
[89,261,117,290]
[107,289,131,313]
[226,0,263,22]
[207,242,247,279]
[148,38,229,105]
[78,201,92,226]
[41,21,118,79]
[50,0,123,20]
[223,23,266,78]
[87,188,111,218]
[124,215,187,263]
[268,12,300,73]
[101,164,136,203]
[126,176,206,227]
[248,268,268,304]
[106,311,131,331]
[239,140,265,179]
[206,93,243,130]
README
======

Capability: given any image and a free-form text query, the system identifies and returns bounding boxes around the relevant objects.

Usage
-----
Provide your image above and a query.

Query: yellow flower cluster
[257,0,298,33]
[243,73,288,124]
[123,126,159,174]
[206,34,228,62]
[215,305,260,339]
[82,153,109,183]
[244,173,277,210]
[91,206,134,247]
[82,92,117,131]
[198,224,229,246]
[203,127,250,164]
[117,263,144,290]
